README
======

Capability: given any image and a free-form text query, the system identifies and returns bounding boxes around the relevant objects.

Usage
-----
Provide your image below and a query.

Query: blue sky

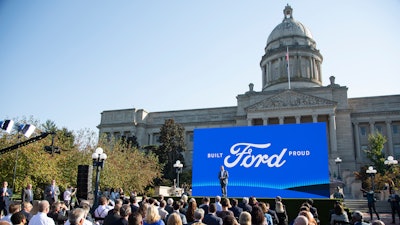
[1,1,399,133]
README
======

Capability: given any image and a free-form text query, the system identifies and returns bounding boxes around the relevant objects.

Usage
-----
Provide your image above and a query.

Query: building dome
[267,7,313,45]
[260,5,323,91]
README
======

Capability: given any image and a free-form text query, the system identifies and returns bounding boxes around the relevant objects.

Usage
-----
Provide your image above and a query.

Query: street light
[91,147,107,212]
[173,160,183,188]
[385,156,398,166]
[384,156,398,191]
[335,157,342,180]
[366,166,377,191]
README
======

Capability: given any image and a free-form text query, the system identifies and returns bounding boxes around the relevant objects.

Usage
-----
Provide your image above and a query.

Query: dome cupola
[260,5,323,91]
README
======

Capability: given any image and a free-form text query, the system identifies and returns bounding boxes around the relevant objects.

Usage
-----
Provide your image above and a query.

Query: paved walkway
[362,212,397,224]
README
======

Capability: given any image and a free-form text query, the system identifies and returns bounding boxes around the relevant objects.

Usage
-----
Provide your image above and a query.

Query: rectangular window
[252,118,263,126]
[154,133,161,144]
[187,132,194,142]
[393,125,399,134]
[114,132,121,140]
[360,127,367,136]
[376,125,382,133]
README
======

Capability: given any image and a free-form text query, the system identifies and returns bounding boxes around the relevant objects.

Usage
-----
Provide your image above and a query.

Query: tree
[355,132,389,190]
[0,117,162,199]
[96,135,162,193]
[365,132,387,175]
[42,120,58,133]
[154,119,186,183]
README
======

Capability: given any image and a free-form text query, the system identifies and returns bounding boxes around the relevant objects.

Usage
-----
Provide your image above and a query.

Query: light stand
[173,160,183,189]
[366,166,377,191]
[91,147,107,212]
[335,157,342,180]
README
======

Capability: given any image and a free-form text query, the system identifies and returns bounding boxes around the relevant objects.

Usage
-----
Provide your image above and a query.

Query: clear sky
[1,1,399,133]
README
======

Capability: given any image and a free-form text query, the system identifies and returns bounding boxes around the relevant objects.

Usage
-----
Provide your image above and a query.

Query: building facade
[97,5,400,197]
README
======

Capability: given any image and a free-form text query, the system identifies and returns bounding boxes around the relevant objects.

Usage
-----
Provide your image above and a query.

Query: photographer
[64,186,77,210]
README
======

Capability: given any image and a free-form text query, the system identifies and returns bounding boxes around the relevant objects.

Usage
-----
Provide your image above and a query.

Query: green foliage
[365,132,387,174]
[0,119,88,197]
[354,132,398,190]
[97,137,162,194]
[0,118,162,200]
[154,119,186,182]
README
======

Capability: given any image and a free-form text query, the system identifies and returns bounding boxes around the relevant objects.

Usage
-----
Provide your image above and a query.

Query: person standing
[333,187,344,199]
[11,211,27,225]
[21,202,33,223]
[361,189,380,221]
[63,186,77,209]
[202,204,222,225]
[0,181,13,216]
[47,202,68,225]
[28,200,55,225]
[45,180,60,206]
[388,189,400,223]
[22,184,34,204]
[218,166,228,197]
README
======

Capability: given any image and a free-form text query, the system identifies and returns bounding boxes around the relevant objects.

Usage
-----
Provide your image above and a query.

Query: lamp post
[91,147,107,212]
[173,160,183,189]
[385,156,398,167]
[385,156,398,191]
[366,166,377,191]
[335,157,342,180]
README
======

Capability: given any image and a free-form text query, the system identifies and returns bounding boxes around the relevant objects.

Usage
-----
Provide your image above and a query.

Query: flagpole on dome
[286,46,291,89]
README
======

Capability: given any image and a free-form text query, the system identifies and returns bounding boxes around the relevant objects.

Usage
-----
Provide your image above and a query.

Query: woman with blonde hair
[298,211,317,225]
[167,213,183,225]
[239,211,252,225]
[144,205,165,225]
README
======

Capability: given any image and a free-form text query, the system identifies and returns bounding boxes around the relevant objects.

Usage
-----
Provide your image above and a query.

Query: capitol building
[98,5,400,197]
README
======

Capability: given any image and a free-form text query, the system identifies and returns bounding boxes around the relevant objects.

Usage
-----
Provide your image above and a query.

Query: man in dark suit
[238,197,252,213]
[22,184,34,204]
[0,181,13,216]
[129,196,139,214]
[218,166,229,197]
[199,197,210,215]
[228,199,242,220]
[203,203,222,225]
[45,180,60,205]
[266,203,279,225]
[167,201,188,225]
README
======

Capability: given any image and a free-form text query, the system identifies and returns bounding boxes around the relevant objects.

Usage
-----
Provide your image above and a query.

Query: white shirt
[216,202,222,212]
[94,205,112,219]
[64,189,72,201]
[29,212,55,225]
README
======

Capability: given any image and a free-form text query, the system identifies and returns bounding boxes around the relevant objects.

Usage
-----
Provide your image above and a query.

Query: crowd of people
[0,179,398,225]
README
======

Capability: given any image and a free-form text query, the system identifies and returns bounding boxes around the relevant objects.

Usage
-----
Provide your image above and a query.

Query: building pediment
[247,90,336,112]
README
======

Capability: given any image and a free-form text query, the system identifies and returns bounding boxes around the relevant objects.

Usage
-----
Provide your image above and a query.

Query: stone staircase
[343,199,391,213]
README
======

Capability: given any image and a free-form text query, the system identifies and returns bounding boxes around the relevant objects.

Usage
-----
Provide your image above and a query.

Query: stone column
[329,114,338,152]
[370,121,375,135]
[262,65,267,87]
[295,116,301,124]
[279,116,284,124]
[312,114,318,123]
[310,57,315,80]
[247,119,252,126]
[386,120,394,155]
[149,133,154,145]
[268,61,272,83]
[353,122,361,161]
[263,118,269,125]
